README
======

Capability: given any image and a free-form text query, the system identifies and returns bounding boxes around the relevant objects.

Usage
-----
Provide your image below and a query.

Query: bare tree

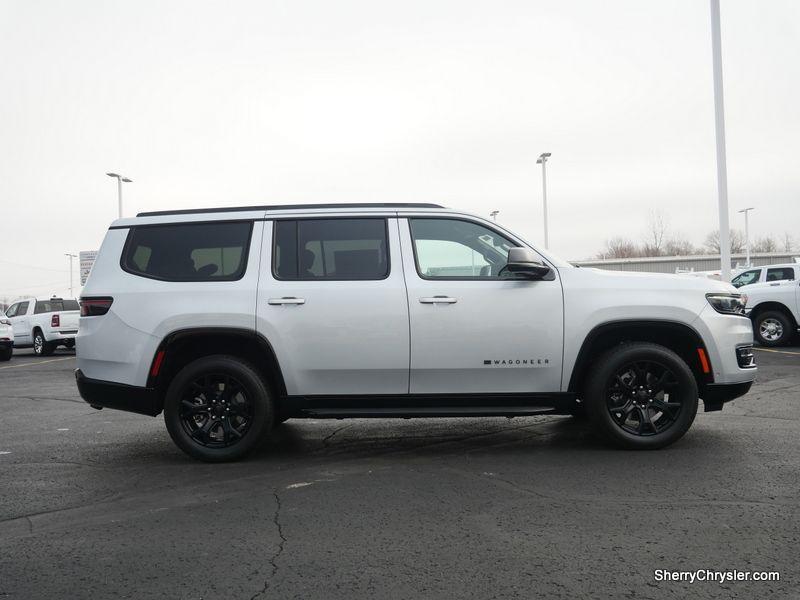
[598,237,640,259]
[752,236,779,253]
[703,229,745,254]
[641,209,668,257]
[663,236,696,256]
[783,232,794,253]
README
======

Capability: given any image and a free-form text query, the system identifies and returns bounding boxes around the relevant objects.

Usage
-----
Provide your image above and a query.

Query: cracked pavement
[0,346,798,599]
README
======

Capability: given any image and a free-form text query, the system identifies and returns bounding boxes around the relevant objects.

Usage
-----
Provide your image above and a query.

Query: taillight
[51,314,60,327]
[80,297,114,316]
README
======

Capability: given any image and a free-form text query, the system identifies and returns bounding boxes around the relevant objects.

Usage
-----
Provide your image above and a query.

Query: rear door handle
[419,296,457,304]
[268,297,306,305]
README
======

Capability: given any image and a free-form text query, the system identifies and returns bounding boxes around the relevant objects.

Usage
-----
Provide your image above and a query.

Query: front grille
[736,345,756,369]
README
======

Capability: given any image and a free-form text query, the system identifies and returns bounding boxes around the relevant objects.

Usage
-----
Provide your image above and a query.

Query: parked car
[736,263,799,346]
[5,297,80,356]
[0,314,13,361]
[76,203,756,461]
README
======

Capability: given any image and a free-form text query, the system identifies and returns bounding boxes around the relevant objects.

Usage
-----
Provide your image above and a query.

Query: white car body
[0,313,13,360]
[5,297,80,353]
[75,203,756,458]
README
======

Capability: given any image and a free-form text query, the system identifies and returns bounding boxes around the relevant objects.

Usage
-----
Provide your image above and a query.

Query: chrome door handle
[419,296,457,304]
[268,297,306,305]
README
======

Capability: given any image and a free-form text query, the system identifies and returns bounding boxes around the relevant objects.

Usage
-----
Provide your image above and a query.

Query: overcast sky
[1,0,798,300]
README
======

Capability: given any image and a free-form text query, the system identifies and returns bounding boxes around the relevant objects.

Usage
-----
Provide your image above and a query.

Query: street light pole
[65,253,77,297]
[738,207,754,267]
[536,153,552,249]
[710,0,731,281]
[489,210,499,222]
[106,172,133,218]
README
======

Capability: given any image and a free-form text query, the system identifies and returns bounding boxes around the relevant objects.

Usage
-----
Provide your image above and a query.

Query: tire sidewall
[754,311,791,347]
[33,331,46,356]
[163,355,274,462]
[585,343,699,450]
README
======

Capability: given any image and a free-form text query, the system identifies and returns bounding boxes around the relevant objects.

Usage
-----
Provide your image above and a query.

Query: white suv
[76,203,756,461]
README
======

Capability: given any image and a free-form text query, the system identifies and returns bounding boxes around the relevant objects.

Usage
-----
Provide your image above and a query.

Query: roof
[136,203,445,218]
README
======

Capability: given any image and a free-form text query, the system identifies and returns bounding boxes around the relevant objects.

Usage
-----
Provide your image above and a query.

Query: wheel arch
[567,320,712,394]
[147,327,287,410]
[749,301,797,328]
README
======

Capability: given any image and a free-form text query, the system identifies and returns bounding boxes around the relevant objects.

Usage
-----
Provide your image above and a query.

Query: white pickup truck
[4,297,80,356]
[735,263,800,346]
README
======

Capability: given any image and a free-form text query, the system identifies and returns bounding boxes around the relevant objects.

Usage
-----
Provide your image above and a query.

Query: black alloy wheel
[605,360,683,436]
[585,342,698,449]
[164,355,274,462]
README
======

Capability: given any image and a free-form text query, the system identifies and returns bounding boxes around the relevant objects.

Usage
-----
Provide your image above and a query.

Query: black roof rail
[136,203,445,217]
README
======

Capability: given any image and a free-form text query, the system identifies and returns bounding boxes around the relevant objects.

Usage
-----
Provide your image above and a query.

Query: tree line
[596,210,795,259]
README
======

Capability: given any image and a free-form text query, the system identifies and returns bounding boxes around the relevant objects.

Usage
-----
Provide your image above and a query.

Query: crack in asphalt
[321,423,353,447]
[250,490,287,600]
[4,395,84,405]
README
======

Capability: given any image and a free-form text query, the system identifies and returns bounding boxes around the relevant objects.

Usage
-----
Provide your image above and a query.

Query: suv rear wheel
[753,310,793,347]
[584,342,698,450]
[163,355,274,462]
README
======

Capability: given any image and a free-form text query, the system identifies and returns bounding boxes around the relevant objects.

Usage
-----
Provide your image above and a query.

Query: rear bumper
[74,369,161,417]
[701,380,753,412]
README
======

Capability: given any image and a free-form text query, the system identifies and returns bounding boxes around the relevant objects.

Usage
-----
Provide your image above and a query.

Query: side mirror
[502,248,552,280]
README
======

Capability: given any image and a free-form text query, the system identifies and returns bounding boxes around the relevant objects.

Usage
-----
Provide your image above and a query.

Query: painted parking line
[0,356,76,370]
[752,347,800,356]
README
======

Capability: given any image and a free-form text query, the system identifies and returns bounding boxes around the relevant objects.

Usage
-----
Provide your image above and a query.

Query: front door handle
[268,297,306,305]
[419,296,457,304]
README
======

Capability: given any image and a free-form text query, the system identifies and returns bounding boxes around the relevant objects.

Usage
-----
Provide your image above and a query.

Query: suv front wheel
[163,355,274,462]
[584,343,699,450]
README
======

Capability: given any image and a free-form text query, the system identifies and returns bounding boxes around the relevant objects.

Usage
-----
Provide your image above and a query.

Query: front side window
[5,303,19,318]
[766,267,795,282]
[731,269,761,288]
[16,301,29,316]
[122,221,253,282]
[410,218,518,279]
[273,219,389,280]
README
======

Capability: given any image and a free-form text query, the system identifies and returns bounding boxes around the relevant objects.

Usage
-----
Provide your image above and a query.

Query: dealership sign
[79,250,98,285]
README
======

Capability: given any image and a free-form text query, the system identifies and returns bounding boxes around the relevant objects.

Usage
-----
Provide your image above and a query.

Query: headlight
[0,318,9,326]
[706,293,746,315]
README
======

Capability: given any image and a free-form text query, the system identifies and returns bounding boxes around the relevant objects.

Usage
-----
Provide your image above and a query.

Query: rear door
[399,215,564,394]
[256,215,410,396]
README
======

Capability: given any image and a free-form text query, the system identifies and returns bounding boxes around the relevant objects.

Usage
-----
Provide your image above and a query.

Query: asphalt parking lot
[0,346,798,599]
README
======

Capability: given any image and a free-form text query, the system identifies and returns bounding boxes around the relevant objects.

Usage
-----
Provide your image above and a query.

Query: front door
[399,216,563,394]
[257,216,410,396]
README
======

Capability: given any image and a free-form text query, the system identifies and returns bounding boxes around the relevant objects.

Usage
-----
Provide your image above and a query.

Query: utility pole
[106,172,133,218]
[489,210,499,222]
[710,0,731,281]
[65,253,77,297]
[738,207,754,267]
[536,153,552,249]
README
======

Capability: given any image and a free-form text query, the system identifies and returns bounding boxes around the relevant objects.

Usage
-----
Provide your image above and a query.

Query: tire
[753,310,793,347]
[163,355,274,462]
[0,347,11,361]
[32,330,56,356]
[584,342,698,450]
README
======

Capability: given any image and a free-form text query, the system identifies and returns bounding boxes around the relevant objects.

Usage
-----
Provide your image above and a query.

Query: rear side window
[766,267,795,282]
[35,300,65,313]
[273,219,389,280]
[122,221,253,282]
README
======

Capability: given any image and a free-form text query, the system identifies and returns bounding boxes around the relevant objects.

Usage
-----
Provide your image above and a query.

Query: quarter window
[409,218,518,279]
[273,219,389,280]
[122,221,253,282]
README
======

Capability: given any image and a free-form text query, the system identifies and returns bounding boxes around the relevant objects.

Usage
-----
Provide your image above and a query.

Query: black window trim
[407,215,528,281]
[271,217,392,282]
[120,220,255,283]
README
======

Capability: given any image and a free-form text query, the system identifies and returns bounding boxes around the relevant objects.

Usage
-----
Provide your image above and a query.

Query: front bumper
[75,369,161,416]
[701,380,753,412]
